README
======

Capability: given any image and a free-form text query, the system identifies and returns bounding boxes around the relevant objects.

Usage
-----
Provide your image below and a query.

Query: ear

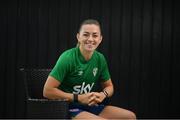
[99,35,103,43]
[76,33,80,42]
[76,33,79,39]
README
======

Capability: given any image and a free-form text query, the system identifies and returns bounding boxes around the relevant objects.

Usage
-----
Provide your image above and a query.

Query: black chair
[20,68,69,119]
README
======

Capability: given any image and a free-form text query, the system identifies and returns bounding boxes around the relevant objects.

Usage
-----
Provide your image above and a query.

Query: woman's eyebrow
[83,31,99,34]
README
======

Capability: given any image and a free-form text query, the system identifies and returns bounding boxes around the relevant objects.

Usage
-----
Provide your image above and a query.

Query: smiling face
[77,24,102,53]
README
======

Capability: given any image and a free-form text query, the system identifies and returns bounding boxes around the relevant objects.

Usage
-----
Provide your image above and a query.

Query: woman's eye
[93,35,98,38]
[83,34,88,37]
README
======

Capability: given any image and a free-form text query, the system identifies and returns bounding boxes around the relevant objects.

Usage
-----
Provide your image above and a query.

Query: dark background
[0,0,180,118]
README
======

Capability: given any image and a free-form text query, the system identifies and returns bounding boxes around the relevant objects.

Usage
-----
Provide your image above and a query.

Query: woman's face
[77,24,102,53]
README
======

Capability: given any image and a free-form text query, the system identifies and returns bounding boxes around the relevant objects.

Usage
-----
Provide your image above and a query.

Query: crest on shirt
[93,67,98,77]
[78,70,83,76]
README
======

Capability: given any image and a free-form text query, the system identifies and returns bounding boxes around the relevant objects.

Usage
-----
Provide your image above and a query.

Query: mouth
[83,43,94,50]
[85,41,96,45]
[86,44,93,48]
[83,41,97,50]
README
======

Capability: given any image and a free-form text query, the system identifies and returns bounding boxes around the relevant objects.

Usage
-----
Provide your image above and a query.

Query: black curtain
[0,0,180,118]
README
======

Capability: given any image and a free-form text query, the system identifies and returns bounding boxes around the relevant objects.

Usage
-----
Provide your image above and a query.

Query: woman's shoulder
[94,50,106,60]
[56,47,77,64]
[60,47,76,57]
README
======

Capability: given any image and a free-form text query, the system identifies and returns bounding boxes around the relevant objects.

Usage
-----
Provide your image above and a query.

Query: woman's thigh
[99,105,136,119]
[74,111,107,120]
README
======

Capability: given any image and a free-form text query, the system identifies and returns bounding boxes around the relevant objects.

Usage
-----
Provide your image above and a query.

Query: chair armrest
[26,98,69,119]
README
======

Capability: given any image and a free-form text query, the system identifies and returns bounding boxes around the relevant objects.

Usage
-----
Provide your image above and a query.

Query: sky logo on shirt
[73,82,94,94]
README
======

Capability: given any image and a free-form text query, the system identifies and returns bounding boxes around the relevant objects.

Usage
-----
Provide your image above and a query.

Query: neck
[79,46,93,61]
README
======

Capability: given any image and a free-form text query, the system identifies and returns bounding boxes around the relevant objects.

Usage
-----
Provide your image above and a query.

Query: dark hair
[78,19,101,34]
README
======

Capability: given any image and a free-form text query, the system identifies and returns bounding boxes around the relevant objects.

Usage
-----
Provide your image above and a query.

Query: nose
[87,35,93,42]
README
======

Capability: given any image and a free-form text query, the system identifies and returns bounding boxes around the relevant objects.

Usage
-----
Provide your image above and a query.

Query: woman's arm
[100,79,114,97]
[43,76,94,104]
[43,76,73,102]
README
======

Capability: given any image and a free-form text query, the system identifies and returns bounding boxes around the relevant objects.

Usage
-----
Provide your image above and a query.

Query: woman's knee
[99,106,136,119]
[74,111,107,120]
[128,111,136,119]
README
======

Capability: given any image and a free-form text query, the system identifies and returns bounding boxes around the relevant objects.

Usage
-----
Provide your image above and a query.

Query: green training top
[49,47,111,94]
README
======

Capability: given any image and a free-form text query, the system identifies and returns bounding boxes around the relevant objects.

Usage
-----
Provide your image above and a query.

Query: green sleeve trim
[49,52,70,83]
[100,54,111,82]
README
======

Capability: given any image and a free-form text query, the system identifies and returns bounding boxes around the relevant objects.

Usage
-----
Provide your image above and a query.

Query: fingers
[79,93,93,105]
[91,92,102,99]
[88,101,97,106]
[87,92,104,106]
[88,97,100,106]
[88,95,96,103]
[88,97,101,106]
[94,97,101,103]
[80,92,105,106]
[87,92,98,106]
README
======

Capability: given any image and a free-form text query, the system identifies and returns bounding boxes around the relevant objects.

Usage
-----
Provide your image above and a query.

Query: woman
[43,19,136,119]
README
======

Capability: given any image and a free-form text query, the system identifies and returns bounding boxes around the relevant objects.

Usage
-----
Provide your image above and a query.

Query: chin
[85,47,95,52]
[86,49,94,52]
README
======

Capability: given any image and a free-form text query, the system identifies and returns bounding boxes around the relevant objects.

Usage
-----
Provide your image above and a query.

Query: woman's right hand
[78,93,96,105]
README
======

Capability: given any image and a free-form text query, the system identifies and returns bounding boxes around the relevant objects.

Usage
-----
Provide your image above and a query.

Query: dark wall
[0,0,180,118]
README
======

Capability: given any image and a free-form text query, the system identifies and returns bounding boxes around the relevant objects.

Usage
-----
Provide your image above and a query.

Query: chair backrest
[20,68,51,99]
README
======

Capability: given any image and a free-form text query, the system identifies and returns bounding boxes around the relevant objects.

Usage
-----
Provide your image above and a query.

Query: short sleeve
[49,53,70,82]
[100,54,111,82]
